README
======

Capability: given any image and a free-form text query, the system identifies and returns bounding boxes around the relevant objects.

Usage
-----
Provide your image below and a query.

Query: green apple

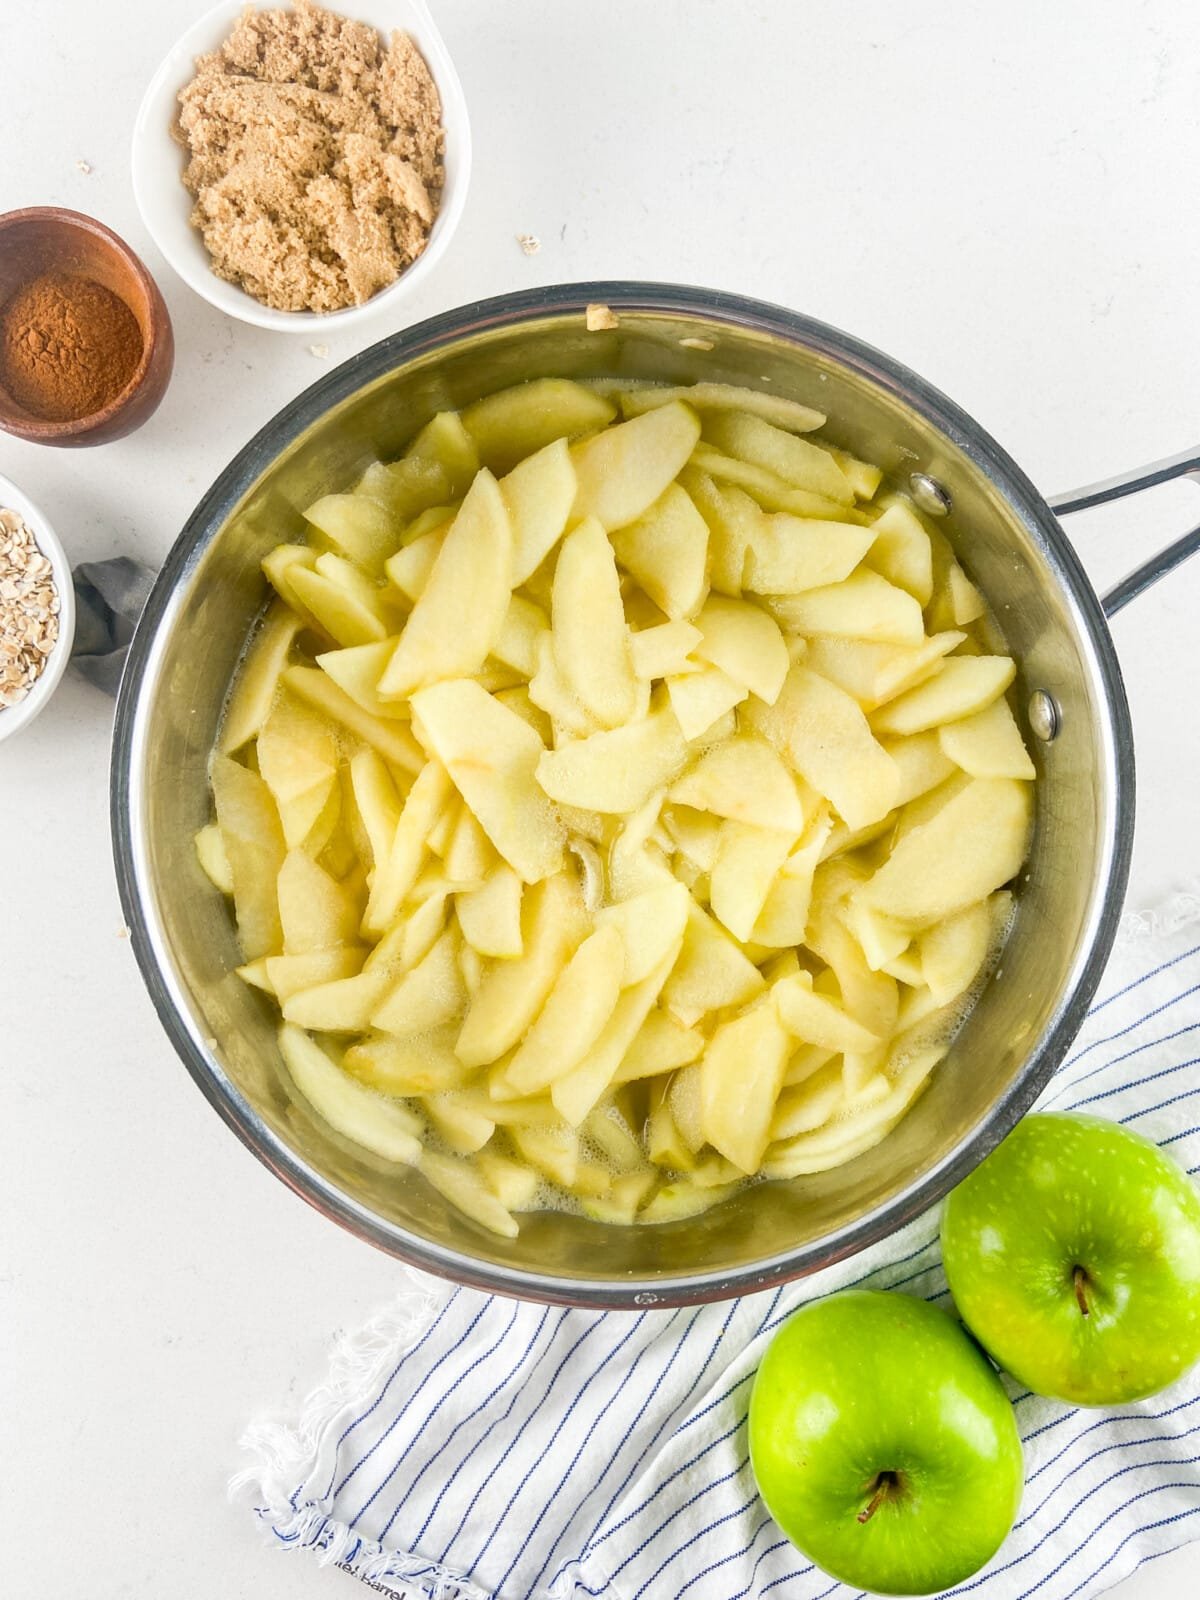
[942,1111,1200,1406]
[749,1290,1023,1596]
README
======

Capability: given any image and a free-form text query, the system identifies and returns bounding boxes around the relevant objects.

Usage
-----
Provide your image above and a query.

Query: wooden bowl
[0,208,174,447]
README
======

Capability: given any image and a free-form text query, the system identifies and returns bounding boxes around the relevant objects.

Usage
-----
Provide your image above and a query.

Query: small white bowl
[0,472,77,744]
[131,0,471,333]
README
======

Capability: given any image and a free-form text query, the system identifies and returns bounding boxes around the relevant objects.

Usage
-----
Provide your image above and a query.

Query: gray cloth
[71,557,157,697]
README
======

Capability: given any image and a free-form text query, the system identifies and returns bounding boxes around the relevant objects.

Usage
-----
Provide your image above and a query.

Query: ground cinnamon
[0,272,143,422]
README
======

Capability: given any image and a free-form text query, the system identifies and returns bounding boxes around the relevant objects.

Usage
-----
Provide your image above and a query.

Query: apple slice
[552,517,639,727]
[613,1008,704,1082]
[611,482,710,620]
[751,820,831,948]
[261,541,320,621]
[404,411,480,497]
[842,899,911,972]
[596,880,691,983]
[551,951,680,1124]
[378,469,513,700]
[865,496,935,604]
[210,755,286,960]
[258,948,364,1003]
[647,1083,696,1171]
[371,927,468,1034]
[681,471,757,594]
[220,602,300,753]
[871,656,1017,736]
[691,594,789,703]
[765,569,925,646]
[630,620,703,681]
[274,774,338,852]
[571,400,701,529]
[881,731,959,807]
[703,412,854,504]
[411,678,566,883]
[509,1124,583,1189]
[492,594,549,679]
[315,639,408,720]
[709,821,796,942]
[688,448,856,522]
[424,1093,495,1155]
[505,923,627,1094]
[277,849,362,953]
[772,970,883,1054]
[362,759,453,935]
[499,436,578,585]
[804,631,965,712]
[476,1148,541,1211]
[864,777,1033,925]
[947,563,986,624]
[744,665,900,832]
[287,559,390,648]
[536,708,688,814]
[670,735,807,832]
[256,690,337,805]
[665,666,748,741]
[455,871,589,1067]
[283,665,423,773]
[195,821,233,894]
[282,961,404,1031]
[462,378,616,474]
[661,900,766,1026]
[701,1003,793,1173]
[743,516,876,596]
[347,750,402,871]
[342,1030,470,1094]
[493,685,553,744]
[525,631,598,739]
[456,863,524,959]
[939,695,1036,779]
[384,528,444,602]
[620,382,825,433]
[355,456,451,523]
[303,491,402,576]
[420,1150,518,1238]
[278,1024,422,1165]
[826,446,883,501]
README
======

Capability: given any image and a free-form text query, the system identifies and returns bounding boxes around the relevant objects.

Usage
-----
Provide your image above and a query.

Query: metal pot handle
[1049,445,1200,617]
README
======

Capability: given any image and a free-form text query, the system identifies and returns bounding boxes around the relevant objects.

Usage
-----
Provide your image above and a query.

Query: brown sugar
[174,0,445,313]
[0,273,143,422]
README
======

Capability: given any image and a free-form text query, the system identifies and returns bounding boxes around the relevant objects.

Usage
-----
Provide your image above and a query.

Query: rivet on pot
[1028,690,1060,742]
[909,472,953,516]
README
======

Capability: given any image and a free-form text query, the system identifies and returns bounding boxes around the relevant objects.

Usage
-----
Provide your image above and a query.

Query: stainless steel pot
[111,283,1200,1308]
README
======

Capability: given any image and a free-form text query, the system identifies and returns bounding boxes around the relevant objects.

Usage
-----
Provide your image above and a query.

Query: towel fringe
[1118,880,1200,943]
[230,1267,438,1523]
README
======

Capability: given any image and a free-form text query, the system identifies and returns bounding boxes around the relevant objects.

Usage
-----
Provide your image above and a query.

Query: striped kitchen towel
[235,893,1200,1600]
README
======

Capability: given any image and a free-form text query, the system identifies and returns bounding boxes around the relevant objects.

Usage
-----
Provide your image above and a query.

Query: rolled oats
[0,509,60,709]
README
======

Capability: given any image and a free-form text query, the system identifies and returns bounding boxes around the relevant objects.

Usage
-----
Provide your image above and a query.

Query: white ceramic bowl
[0,472,77,744]
[131,0,471,333]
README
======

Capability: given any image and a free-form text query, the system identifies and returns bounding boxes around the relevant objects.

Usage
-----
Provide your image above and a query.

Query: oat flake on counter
[0,509,60,707]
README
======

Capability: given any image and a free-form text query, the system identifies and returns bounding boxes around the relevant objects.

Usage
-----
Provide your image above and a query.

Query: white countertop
[3,2,1199,1596]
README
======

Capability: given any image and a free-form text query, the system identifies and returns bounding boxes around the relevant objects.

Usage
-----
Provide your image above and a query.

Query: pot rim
[111,281,1133,1308]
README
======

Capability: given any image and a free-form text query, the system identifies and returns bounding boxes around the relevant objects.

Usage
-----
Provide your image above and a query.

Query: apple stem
[1073,1265,1091,1317]
[858,1471,899,1525]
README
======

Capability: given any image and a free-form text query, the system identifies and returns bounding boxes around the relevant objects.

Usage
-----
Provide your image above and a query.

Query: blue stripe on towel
[242,917,1200,1600]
